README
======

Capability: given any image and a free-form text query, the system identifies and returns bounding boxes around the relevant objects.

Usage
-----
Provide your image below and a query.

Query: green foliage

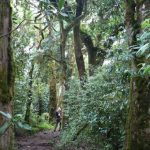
[0,111,32,136]
[61,48,129,149]
[9,0,149,149]
[0,122,12,136]
[84,0,124,44]
[26,113,53,132]
[16,122,32,130]
[136,18,150,75]
[58,0,65,10]
[136,31,150,58]
[141,18,150,29]
[0,111,12,119]
[0,111,12,135]
[143,65,150,74]
[37,122,53,130]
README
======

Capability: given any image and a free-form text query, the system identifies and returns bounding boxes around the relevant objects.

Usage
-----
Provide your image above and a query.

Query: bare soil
[16,130,92,150]
[16,130,60,150]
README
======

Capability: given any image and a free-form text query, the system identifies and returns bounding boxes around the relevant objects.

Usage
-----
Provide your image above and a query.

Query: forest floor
[16,130,91,150]
[16,130,60,150]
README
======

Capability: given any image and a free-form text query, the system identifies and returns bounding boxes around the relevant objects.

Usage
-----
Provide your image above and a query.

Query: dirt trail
[16,131,60,150]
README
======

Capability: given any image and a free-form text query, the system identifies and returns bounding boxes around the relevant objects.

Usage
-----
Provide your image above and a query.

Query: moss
[30,123,54,134]
[37,122,54,130]
[0,0,13,104]
[125,76,150,150]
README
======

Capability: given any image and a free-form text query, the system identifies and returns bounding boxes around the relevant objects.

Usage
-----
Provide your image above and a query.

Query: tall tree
[0,0,14,149]
[24,62,34,124]
[48,62,57,121]
[73,0,86,81]
[125,0,150,149]
[37,80,43,116]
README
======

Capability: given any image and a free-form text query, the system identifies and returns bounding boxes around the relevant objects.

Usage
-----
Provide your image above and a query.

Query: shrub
[61,50,129,150]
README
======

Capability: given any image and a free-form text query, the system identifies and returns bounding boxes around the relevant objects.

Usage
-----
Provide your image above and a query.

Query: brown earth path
[16,130,60,150]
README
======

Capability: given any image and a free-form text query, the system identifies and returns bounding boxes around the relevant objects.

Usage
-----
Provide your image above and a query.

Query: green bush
[61,50,129,150]
[37,122,53,130]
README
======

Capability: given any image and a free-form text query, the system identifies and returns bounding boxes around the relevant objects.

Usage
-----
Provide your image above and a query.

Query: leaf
[50,7,58,14]
[141,18,150,29]
[0,122,12,136]
[58,0,65,10]
[143,65,150,75]
[15,114,23,118]
[0,111,12,119]
[146,54,150,59]
[17,122,32,130]
[136,43,149,57]
[59,12,68,17]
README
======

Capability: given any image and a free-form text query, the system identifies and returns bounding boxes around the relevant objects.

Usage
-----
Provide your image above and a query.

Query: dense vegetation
[0,0,149,150]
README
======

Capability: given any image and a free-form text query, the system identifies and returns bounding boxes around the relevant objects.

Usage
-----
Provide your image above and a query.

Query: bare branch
[0,20,25,38]
[65,14,86,33]
[37,25,49,49]
[24,0,38,8]
[65,0,87,32]
[43,54,62,64]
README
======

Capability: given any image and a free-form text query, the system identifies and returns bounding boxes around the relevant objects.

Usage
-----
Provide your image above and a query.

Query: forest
[0,0,150,150]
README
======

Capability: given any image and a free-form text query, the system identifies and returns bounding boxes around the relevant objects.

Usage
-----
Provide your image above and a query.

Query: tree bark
[0,0,14,149]
[36,79,43,116]
[24,62,34,124]
[60,21,68,88]
[80,31,106,75]
[73,0,86,81]
[38,92,43,116]
[48,64,57,122]
[125,1,150,149]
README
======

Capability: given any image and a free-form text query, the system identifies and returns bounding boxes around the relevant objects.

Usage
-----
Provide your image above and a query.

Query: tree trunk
[0,0,14,149]
[125,1,150,149]
[80,31,106,75]
[24,62,34,124]
[60,21,68,88]
[48,65,57,122]
[38,92,43,116]
[73,0,86,81]
[59,21,70,126]
[36,79,43,116]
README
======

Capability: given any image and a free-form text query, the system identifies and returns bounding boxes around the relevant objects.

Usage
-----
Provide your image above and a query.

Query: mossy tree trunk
[73,0,86,81]
[59,21,68,89]
[48,63,57,122]
[38,92,43,116]
[125,0,150,149]
[80,31,97,75]
[24,62,34,124]
[36,78,43,116]
[80,31,106,75]
[58,21,68,126]
[0,0,14,149]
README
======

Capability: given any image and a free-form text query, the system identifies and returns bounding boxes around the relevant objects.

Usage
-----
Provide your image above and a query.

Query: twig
[0,20,25,38]
[36,25,49,49]
[43,54,62,63]
[24,0,38,8]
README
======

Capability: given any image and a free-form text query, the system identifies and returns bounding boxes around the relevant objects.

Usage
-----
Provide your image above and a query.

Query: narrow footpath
[16,131,60,150]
